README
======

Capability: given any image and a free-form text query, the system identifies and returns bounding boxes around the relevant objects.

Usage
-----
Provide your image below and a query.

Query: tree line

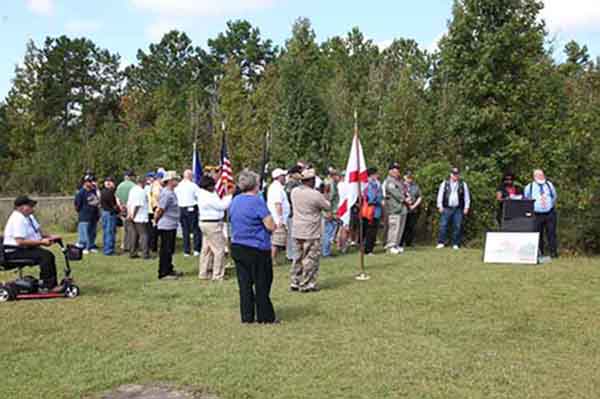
[1,0,600,250]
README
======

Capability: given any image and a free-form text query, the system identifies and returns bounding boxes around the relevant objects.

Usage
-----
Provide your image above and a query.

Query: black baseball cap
[14,195,37,207]
[104,176,115,183]
[389,162,401,171]
[124,170,136,177]
[82,174,94,182]
[451,167,460,175]
[404,169,414,177]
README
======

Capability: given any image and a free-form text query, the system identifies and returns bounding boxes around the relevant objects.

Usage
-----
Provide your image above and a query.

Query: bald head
[183,169,193,181]
[533,169,545,182]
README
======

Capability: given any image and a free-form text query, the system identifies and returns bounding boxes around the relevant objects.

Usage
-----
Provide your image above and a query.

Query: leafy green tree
[272,18,329,169]
[434,0,547,171]
[208,20,276,89]
[126,30,210,95]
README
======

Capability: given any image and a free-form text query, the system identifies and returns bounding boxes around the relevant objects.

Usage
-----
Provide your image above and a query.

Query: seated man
[3,195,62,291]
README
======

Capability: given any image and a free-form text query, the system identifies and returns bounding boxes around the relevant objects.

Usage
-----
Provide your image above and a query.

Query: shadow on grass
[275,303,317,321]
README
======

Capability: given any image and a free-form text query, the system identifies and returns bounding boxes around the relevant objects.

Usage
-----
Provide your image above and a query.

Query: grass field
[1,240,600,399]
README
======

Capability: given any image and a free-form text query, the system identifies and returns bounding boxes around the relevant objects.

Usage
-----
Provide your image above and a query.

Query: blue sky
[2,0,600,100]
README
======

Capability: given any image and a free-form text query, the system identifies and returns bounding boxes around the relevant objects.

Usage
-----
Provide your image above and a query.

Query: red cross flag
[336,133,368,225]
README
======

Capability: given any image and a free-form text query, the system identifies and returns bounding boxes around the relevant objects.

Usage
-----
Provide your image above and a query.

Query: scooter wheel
[64,285,80,298]
[0,286,13,302]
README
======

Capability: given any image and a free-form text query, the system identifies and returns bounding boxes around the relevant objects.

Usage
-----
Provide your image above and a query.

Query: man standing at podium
[524,169,558,258]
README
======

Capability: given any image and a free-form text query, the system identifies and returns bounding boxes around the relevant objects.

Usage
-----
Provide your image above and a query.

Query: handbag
[360,198,375,222]
[66,245,83,261]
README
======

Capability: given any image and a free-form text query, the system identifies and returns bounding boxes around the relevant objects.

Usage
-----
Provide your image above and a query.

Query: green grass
[1,239,600,399]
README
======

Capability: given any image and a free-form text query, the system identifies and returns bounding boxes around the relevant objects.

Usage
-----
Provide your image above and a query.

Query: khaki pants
[386,214,407,249]
[128,221,149,258]
[290,238,320,291]
[198,222,226,280]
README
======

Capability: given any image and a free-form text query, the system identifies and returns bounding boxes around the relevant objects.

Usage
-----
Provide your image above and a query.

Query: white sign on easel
[483,232,539,264]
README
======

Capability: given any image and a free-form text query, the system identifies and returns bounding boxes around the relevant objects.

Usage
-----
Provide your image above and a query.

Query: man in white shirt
[127,177,150,259]
[3,196,62,291]
[436,167,471,250]
[174,169,202,257]
[267,168,290,261]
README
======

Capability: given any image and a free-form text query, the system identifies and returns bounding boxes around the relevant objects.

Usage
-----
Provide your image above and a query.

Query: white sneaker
[193,251,200,257]
[389,247,401,255]
[452,245,460,250]
[83,249,90,255]
[90,248,98,254]
[436,244,445,249]
[183,253,190,257]
[398,246,404,253]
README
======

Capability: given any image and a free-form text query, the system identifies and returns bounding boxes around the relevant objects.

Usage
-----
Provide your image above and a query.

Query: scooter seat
[0,258,38,271]
[0,236,39,271]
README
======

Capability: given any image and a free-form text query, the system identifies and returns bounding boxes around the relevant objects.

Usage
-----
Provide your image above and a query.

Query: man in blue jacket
[74,175,100,254]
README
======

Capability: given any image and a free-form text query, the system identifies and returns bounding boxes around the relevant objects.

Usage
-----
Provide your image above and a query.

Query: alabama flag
[336,134,368,225]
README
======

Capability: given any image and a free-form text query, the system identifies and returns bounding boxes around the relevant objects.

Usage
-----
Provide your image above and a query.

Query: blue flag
[192,143,203,185]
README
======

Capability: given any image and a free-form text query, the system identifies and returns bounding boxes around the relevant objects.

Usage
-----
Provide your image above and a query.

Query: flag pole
[354,109,369,281]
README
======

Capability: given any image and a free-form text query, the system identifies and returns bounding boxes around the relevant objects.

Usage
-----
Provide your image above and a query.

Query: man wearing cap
[290,169,331,292]
[436,167,471,249]
[399,170,422,249]
[384,163,408,254]
[127,176,151,259]
[154,171,183,280]
[267,168,290,262]
[74,175,100,255]
[174,169,202,257]
[116,170,136,252]
[3,196,63,291]
[100,177,120,256]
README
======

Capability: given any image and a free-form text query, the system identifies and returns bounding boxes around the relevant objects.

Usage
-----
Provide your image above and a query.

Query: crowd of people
[2,161,559,322]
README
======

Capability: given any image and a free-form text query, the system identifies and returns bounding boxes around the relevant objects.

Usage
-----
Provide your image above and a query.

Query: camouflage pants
[290,238,321,291]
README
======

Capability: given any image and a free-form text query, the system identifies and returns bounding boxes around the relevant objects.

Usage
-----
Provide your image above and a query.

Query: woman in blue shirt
[229,170,278,324]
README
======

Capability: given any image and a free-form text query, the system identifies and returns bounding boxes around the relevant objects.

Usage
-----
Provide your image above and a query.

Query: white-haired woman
[229,170,278,324]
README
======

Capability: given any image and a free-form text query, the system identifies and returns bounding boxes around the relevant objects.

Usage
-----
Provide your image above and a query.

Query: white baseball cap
[271,168,287,179]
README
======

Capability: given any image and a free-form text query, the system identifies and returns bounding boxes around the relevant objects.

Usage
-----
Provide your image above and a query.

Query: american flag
[215,133,233,197]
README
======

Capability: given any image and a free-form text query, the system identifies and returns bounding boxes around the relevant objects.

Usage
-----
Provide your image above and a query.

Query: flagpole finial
[221,121,226,131]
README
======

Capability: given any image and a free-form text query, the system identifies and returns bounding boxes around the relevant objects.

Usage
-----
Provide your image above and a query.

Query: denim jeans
[78,222,90,250]
[286,216,298,261]
[179,206,202,254]
[101,210,117,255]
[88,217,98,249]
[321,219,338,257]
[438,207,464,246]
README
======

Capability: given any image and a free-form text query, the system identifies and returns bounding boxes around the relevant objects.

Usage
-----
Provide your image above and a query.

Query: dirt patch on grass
[99,384,218,399]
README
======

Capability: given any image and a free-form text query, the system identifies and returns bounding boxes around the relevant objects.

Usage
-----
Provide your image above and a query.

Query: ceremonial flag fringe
[336,133,368,225]
[215,133,234,197]
[192,142,203,185]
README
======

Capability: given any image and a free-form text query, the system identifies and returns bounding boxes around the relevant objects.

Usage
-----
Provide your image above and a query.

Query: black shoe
[289,286,299,292]
[258,319,281,325]
[300,286,320,293]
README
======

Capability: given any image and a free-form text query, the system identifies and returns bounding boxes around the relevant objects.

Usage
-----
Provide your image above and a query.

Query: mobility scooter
[0,237,81,302]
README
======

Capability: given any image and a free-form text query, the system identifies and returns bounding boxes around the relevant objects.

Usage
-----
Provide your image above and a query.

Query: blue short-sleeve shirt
[229,194,272,251]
